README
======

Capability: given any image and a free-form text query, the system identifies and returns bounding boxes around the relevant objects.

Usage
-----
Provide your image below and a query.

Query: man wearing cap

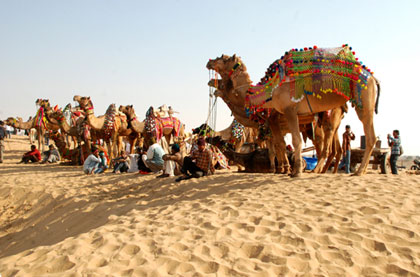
[176,138,214,182]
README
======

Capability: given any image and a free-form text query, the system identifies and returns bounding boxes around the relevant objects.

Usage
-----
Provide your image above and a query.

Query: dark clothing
[22,155,40,163]
[0,126,6,140]
[390,154,399,175]
[113,162,129,173]
[181,156,206,177]
[342,131,355,152]
[137,156,151,173]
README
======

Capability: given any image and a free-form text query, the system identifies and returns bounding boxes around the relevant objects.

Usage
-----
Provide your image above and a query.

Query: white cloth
[83,154,101,172]
[164,160,175,176]
[128,154,139,173]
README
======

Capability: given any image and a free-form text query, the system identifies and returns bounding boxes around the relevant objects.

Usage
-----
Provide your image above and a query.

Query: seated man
[112,150,130,173]
[176,138,214,182]
[41,144,61,164]
[19,145,42,164]
[96,150,108,174]
[141,138,165,174]
[159,143,183,178]
[83,149,102,174]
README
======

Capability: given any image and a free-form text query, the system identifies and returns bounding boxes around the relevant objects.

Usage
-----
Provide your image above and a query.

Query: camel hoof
[290,172,302,178]
[351,172,362,176]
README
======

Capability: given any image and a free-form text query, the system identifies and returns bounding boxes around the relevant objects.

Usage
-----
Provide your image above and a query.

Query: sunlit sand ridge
[0,136,419,276]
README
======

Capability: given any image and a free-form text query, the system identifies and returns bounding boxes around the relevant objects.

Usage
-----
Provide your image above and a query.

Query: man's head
[31,145,36,150]
[197,138,206,152]
[345,125,351,131]
[0,120,4,126]
[99,151,105,157]
[93,149,99,157]
[171,143,180,154]
[393,130,399,137]
[49,144,54,150]
[120,150,126,157]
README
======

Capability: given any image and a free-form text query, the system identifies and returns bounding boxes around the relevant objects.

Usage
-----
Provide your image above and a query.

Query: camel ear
[88,97,91,100]
[232,54,236,60]
[130,105,133,108]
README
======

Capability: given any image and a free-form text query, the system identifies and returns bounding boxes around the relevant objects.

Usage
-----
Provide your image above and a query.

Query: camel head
[5,117,17,127]
[207,54,245,76]
[73,95,92,111]
[36,99,52,112]
[119,105,136,120]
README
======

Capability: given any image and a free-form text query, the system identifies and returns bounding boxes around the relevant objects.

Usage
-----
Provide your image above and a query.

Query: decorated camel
[207,45,380,177]
[35,99,79,148]
[192,119,259,152]
[119,104,185,151]
[73,95,131,161]
[5,100,60,152]
[49,104,88,149]
[208,74,316,174]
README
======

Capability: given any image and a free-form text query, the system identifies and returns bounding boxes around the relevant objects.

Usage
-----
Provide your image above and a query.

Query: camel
[206,136,273,173]
[192,120,259,152]
[49,105,87,149]
[119,105,185,151]
[73,95,131,161]
[207,72,316,174]
[5,101,59,152]
[207,47,379,177]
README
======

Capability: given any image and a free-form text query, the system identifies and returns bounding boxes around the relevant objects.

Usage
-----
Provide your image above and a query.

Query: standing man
[0,121,6,163]
[342,125,355,174]
[388,130,401,175]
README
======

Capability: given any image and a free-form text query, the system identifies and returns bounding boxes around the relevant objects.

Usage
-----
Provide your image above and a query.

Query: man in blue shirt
[388,130,401,175]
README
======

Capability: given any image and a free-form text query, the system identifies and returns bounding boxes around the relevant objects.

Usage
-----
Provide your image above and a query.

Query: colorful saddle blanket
[245,45,373,111]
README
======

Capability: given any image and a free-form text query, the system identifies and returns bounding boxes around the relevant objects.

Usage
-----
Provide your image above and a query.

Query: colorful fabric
[103,104,117,139]
[145,106,182,141]
[209,145,230,169]
[245,45,373,110]
[34,107,47,129]
[231,119,245,141]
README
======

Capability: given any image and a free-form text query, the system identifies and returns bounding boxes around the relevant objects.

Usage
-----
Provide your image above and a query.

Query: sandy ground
[0,135,419,277]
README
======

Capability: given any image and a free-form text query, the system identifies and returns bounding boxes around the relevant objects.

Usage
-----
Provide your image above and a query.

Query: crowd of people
[0,119,404,176]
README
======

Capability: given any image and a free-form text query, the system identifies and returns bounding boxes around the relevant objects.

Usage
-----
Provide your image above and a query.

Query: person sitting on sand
[159,143,183,178]
[83,149,103,174]
[97,150,108,173]
[19,145,42,164]
[112,150,130,173]
[176,138,214,182]
[41,144,61,164]
[141,138,165,174]
[137,147,152,174]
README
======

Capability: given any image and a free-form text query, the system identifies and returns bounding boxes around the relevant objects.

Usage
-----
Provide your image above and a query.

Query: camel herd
[5,46,380,177]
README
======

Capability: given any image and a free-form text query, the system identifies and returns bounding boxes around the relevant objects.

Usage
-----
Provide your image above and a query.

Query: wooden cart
[350,147,390,174]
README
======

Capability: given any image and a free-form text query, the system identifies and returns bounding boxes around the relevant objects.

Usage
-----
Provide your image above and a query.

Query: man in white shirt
[142,138,165,173]
[83,149,102,174]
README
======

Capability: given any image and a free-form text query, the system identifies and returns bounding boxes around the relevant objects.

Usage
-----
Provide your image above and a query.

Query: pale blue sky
[1,0,419,154]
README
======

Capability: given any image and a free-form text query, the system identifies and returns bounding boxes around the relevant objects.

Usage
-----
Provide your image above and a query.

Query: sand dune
[0,135,419,276]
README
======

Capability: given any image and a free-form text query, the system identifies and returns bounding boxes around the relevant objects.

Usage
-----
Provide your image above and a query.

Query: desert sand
[0,135,419,277]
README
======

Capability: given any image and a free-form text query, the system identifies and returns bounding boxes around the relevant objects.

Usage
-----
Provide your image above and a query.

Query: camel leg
[332,134,342,173]
[284,107,302,177]
[322,132,339,173]
[314,126,335,173]
[354,78,377,176]
[312,126,325,173]
[269,122,289,174]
